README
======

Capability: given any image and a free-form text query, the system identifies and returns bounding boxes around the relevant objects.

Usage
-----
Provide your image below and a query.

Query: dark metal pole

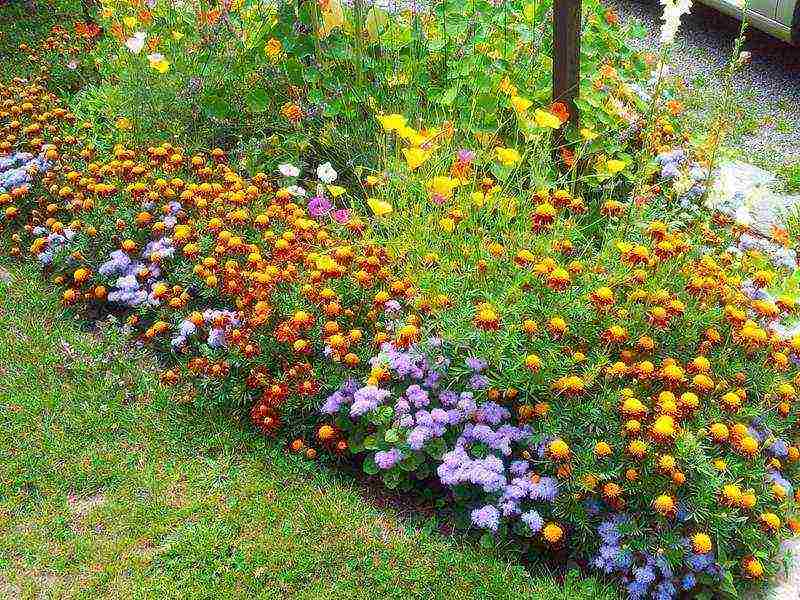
[553,0,581,140]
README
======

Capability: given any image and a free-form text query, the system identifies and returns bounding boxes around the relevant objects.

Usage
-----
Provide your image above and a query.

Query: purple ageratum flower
[465,357,487,372]
[414,410,433,428]
[681,574,696,590]
[529,476,558,502]
[406,385,429,408]
[375,448,403,469]
[430,408,449,424]
[394,399,411,414]
[321,391,347,414]
[521,510,543,533]
[509,460,529,476]
[439,390,458,406]
[350,385,391,416]
[397,415,414,428]
[469,374,489,390]
[407,426,431,450]
[308,196,333,219]
[475,401,510,426]
[457,392,476,413]
[470,505,500,532]
[655,581,676,600]
[598,520,621,544]
[207,328,226,348]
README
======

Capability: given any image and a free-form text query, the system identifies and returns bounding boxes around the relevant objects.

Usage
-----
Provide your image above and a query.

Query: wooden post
[553,0,581,137]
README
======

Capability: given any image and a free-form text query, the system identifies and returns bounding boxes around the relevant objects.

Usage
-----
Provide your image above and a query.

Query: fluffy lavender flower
[598,521,621,544]
[439,390,458,406]
[375,448,403,470]
[350,385,391,416]
[394,399,411,414]
[475,401,510,426]
[529,476,558,502]
[207,328,226,348]
[469,374,489,390]
[430,408,449,424]
[99,250,132,277]
[509,460,529,476]
[465,357,487,372]
[446,409,464,425]
[397,415,414,429]
[768,438,789,458]
[655,580,677,600]
[521,510,543,533]
[321,391,347,414]
[470,505,500,532]
[414,410,433,428]
[406,384,429,408]
[407,426,431,450]
[457,392,476,413]
[423,370,441,389]
[634,565,656,585]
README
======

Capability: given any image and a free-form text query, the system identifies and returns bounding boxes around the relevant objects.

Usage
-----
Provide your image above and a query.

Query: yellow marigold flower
[653,415,675,439]
[743,556,764,578]
[427,176,459,200]
[548,438,570,460]
[534,108,561,129]
[652,494,675,516]
[594,441,612,457]
[692,533,712,554]
[495,146,522,166]
[265,37,282,58]
[510,95,532,112]
[525,354,542,372]
[628,439,647,459]
[721,484,742,506]
[542,522,563,543]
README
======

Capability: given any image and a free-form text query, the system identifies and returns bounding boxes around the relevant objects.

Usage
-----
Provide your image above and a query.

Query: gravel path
[606,0,800,176]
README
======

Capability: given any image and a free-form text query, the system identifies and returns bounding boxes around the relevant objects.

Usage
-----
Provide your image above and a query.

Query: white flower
[316,162,337,184]
[286,185,307,197]
[125,31,147,54]
[278,163,300,178]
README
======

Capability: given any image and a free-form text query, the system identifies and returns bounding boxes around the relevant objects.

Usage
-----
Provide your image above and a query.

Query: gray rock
[706,161,800,236]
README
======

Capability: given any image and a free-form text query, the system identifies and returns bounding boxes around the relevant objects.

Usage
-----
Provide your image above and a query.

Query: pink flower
[331,208,350,224]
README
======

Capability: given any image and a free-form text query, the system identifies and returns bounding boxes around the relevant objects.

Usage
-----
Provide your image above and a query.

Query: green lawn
[0,260,617,599]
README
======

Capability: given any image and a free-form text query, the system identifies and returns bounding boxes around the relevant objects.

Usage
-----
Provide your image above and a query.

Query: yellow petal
[607,159,626,174]
[327,185,346,198]
[377,113,407,132]
[402,147,431,171]
[534,109,562,129]
[123,16,137,28]
[367,197,392,217]
[510,96,532,112]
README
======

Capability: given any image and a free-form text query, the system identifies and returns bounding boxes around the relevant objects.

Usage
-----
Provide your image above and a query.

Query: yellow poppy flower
[367,197,393,217]
[402,148,431,171]
[496,147,521,167]
[377,113,407,132]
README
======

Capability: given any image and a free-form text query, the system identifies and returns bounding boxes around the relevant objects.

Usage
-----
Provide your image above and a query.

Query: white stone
[706,161,800,237]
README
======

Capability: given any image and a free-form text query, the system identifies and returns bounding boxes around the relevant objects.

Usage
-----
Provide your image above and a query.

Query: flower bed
[2,3,800,599]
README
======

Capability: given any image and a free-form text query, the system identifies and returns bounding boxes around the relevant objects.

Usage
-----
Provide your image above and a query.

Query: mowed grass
[0,260,618,600]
